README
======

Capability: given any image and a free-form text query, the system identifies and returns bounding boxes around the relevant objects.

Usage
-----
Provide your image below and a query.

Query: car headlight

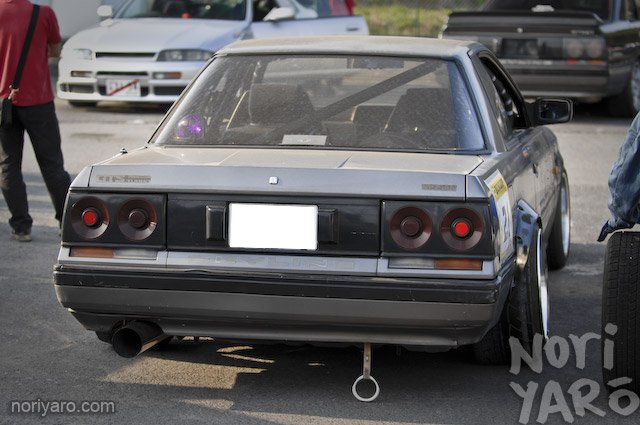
[70,48,93,60]
[157,49,214,62]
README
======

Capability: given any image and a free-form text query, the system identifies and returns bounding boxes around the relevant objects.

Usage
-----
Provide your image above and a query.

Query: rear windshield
[152,55,485,152]
[483,0,611,20]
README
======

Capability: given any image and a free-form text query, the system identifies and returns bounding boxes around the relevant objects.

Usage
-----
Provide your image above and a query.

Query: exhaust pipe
[111,321,168,358]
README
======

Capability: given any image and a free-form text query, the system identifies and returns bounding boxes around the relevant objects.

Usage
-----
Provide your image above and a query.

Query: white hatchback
[57,0,368,106]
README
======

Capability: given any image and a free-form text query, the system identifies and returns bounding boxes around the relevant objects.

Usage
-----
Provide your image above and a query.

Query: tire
[602,231,640,394]
[69,101,98,108]
[547,171,571,270]
[473,227,549,364]
[472,307,511,364]
[607,60,640,117]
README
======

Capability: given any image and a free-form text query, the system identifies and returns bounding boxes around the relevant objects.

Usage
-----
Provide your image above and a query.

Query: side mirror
[530,98,573,125]
[97,5,113,19]
[263,7,295,22]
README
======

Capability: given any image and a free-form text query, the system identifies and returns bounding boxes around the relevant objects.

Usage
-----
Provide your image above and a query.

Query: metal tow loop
[351,343,380,402]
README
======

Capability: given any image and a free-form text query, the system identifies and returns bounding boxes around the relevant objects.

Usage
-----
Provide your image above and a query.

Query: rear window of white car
[152,55,485,152]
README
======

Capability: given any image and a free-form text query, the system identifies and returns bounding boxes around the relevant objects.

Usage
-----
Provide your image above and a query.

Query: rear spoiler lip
[447,10,604,24]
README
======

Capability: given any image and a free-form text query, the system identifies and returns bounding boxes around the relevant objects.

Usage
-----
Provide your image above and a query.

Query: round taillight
[441,208,483,251]
[70,198,109,240]
[390,207,432,250]
[400,216,422,237]
[452,218,473,239]
[128,208,148,229]
[81,208,100,227]
[564,39,584,59]
[118,200,157,241]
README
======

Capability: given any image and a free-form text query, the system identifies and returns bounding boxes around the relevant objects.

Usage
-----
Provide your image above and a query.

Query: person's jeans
[0,102,71,233]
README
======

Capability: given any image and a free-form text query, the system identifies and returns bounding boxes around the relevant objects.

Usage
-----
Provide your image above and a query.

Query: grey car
[53,36,572,381]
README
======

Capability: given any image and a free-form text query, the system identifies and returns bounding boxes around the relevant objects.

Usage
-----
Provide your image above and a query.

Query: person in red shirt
[328,0,355,15]
[345,0,355,15]
[0,0,70,242]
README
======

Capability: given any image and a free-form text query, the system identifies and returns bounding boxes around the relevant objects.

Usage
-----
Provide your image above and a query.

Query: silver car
[56,0,368,106]
[54,37,572,388]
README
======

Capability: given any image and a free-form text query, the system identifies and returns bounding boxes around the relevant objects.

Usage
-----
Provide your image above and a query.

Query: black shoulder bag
[0,5,40,128]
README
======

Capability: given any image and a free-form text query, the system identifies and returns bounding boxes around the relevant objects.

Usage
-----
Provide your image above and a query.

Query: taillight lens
[81,208,100,227]
[452,218,473,239]
[389,206,432,250]
[70,198,109,239]
[441,208,483,251]
[563,39,584,59]
[383,201,492,256]
[117,199,158,241]
[563,37,605,60]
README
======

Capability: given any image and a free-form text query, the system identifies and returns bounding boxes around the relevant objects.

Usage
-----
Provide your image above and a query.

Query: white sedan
[57,0,368,106]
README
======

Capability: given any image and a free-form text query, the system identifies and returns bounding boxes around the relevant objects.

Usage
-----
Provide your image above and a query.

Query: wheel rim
[631,62,640,112]
[536,229,550,339]
[560,178,570,257]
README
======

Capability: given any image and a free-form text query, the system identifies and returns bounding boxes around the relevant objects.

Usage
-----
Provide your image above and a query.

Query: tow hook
[351,343,380,402]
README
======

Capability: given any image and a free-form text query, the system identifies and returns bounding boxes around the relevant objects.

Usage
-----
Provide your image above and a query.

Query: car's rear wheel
[602,231,640,393]
[473,227,549,364]
[607,60,640,117]
[547,171,571,270]
[69,101,98,108]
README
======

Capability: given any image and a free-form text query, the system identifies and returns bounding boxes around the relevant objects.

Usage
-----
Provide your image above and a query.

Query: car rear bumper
[53,260,514,348]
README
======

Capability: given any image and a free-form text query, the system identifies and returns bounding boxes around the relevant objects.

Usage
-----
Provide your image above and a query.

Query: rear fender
[515,200,541,273]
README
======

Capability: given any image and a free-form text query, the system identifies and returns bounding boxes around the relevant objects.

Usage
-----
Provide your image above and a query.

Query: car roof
[217,36,480,60]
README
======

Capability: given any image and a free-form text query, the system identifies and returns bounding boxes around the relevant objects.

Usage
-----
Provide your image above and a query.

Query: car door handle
[346,26,360,32]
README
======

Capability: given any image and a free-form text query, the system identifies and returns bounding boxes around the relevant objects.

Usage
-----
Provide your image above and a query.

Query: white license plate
[105,79,141,97]
[228,203,318,250]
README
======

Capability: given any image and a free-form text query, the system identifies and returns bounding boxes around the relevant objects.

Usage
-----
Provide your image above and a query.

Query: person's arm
[598,112,640,241]
[48,42,61,58]
[608,112,640,223]
[43,6,62,57]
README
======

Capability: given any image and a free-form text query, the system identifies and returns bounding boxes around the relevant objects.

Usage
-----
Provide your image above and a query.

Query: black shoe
[10,230,32,242]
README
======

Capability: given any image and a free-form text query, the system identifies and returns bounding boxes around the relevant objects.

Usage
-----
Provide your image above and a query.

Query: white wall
[32,0,102,39]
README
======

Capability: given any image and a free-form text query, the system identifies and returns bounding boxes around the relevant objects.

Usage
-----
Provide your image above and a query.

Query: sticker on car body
[486,170,513,258]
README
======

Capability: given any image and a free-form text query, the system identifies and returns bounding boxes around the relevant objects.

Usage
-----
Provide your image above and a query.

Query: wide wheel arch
[472,201,549,363]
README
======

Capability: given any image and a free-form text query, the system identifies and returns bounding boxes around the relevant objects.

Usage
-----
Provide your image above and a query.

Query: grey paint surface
[85,147,483,199]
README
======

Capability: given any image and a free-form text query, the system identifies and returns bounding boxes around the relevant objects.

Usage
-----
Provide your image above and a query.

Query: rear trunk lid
[87,147,485,255]
[444,11,602,35]
[88,146,483,200]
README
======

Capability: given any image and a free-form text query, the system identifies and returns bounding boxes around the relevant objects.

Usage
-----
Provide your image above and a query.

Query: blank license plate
[228,203,318,250]
[105,79,141,97]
